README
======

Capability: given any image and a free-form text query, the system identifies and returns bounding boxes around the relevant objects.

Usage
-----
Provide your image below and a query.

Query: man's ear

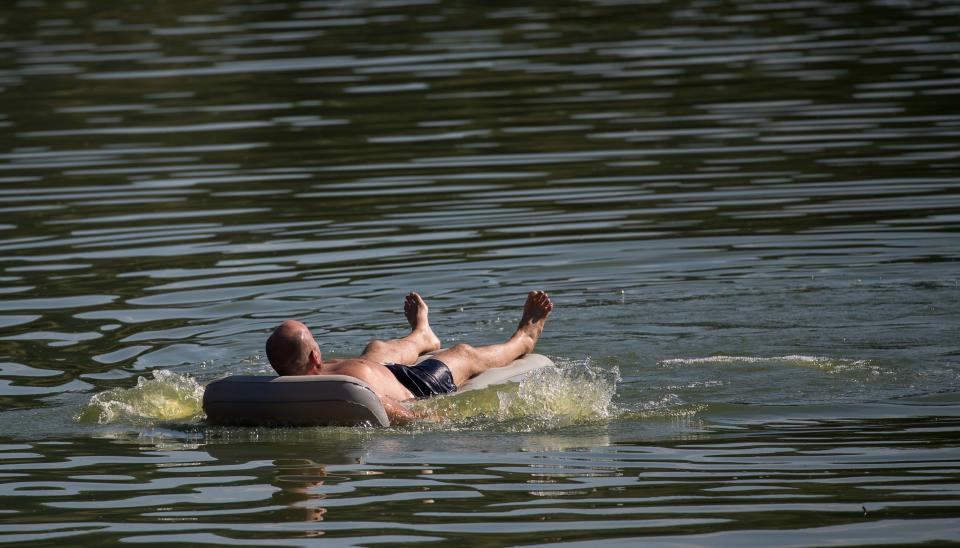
[309,349,321,368]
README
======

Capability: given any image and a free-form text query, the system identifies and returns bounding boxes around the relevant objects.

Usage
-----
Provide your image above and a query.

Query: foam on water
[76,369,205,425]
[659,354,879,374]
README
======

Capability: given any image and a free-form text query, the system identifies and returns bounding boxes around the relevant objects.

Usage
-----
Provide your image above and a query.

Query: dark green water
[1,0,959,545]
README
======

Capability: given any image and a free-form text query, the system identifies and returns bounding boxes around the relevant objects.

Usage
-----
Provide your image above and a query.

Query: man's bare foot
[404,292,441,351]
[516,290,553,352]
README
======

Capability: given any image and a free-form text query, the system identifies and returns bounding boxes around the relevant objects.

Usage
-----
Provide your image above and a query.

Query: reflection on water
[0,0,958,544]
[1,409,959,544]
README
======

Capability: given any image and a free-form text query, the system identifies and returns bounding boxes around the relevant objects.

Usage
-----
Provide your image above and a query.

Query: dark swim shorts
[382,358,457,399]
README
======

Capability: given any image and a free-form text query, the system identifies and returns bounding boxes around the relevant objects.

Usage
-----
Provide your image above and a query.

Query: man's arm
[379,395,439,425]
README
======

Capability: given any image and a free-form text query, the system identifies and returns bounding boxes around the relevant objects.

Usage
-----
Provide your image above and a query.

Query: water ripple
[0,0,958,543]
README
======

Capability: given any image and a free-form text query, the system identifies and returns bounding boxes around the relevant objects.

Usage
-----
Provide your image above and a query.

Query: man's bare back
[265,291,553,423]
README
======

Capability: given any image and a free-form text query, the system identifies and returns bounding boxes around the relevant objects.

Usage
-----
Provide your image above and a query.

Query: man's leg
[433,291,552,387]
[359,292,441,365]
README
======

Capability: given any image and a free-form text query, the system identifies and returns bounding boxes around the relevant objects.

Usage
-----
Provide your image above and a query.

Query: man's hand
[379,396,441,425]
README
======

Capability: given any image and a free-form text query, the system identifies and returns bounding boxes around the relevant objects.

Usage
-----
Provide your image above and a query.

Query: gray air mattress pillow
[203,353,554,427]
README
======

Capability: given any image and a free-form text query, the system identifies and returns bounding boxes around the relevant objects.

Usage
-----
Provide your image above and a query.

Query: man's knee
[433,343,474,364]
[449,343,477,358]
[364,339,389,355]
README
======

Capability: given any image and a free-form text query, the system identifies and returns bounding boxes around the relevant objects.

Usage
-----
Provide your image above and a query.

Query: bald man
[265,291,553,424]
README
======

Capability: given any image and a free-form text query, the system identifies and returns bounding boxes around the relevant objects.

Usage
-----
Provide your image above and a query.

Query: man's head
[266,320,322,376]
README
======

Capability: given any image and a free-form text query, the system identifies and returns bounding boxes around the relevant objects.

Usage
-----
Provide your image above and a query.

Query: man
[265,291,553,424]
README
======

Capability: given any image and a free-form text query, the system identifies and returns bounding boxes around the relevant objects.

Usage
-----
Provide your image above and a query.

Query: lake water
[1,0,959,545]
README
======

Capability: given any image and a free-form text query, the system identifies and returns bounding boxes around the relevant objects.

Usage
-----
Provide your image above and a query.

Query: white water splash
[76,369,205,425]
[414,360,621,430]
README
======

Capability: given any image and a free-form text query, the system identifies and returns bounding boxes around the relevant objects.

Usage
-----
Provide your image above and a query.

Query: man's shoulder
[321,358,386,380]
[325,357,381,370]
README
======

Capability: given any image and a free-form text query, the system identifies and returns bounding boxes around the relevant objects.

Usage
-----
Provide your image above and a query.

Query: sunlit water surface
[1,0,958,545]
